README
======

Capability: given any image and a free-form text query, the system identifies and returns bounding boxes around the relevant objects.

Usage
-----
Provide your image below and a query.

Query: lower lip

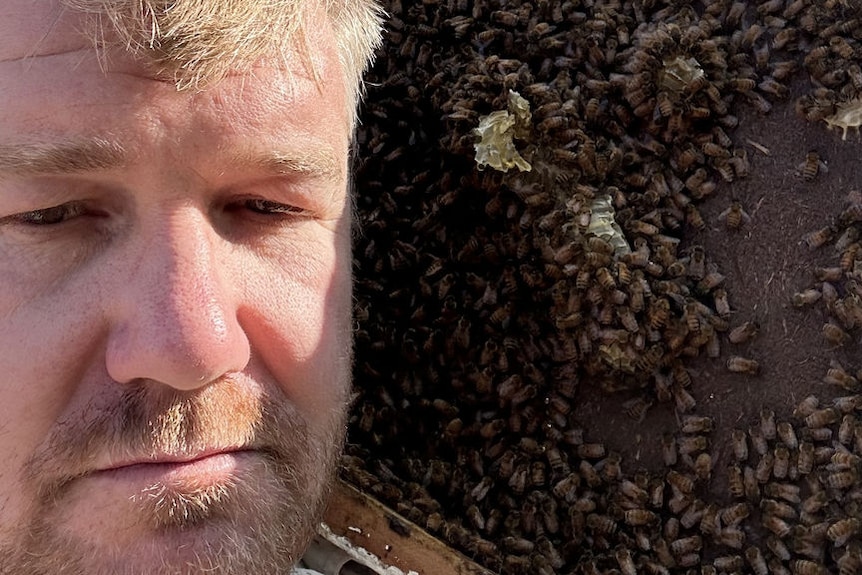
[93,452,251,487]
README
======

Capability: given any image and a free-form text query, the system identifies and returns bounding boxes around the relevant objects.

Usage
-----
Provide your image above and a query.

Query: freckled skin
[0,2,353,573]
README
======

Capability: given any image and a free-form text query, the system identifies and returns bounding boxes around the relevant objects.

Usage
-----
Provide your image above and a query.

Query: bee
[624,509,658,527]
[729,149,751,179]
[762,498,798,521]
[822,322,850,346]
[747,91,773,114]
[803,226,834,249]
[718,201,751,230]
[586,513,617,535]
[681,415,714,434]
[790,560,828,575]
[827,468,858,489]
[678,435,707,456]
[792,288,822,307]
[694,453,712,481]
[744,465,761,502]
[773,445,790,479]
[614,545,637,575]
[764,482,801,504]
[578,443,606,460]
[837,543,862,575]
[797,441,815,475]
[728,463,746,498]
[673,383,697,413]
[661,432,678,467]
[667,469,694,494]
[727,321,759,344]
[839,414,858,445]
[749,425,769,456]
[823,364,859,391]
[730,429,749,462]
[745,545,768,575]
[761,408,777,440]
[711,288,731,319]
[831,449,861,469]
[758,77,789,99]
[798,151,828,181]
[806,407,838,428]
[756,451,775,483]
[841,243,861,271]
[697,270,726,293]
[714,555,745,572]
[670,535,702,556]
[727,356,759,374]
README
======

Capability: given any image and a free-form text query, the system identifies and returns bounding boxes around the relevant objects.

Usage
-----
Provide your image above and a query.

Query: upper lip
[98,448,248,472]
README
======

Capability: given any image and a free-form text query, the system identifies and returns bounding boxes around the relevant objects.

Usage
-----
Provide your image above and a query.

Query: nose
[105,208,250,389]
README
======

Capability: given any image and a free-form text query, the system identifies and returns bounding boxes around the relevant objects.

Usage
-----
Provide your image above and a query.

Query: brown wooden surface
[323,480,497,575]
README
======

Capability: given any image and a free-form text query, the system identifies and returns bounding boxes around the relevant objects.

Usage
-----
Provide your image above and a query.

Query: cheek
[242,232,353,412]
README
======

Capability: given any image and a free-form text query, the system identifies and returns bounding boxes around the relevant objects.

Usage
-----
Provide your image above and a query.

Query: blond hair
[59,0,384,120]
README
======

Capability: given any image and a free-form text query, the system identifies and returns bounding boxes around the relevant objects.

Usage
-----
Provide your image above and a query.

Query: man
[0,1,382,573]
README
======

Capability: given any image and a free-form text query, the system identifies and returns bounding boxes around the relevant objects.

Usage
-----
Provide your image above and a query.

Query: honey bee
[667,469,695,494]
[744,465,761,502]
[686,245,706,281]
[839,414,857,445]
[764,482,800,504]
[586,513,617,535]
[673,383,697,413]
[790,560,828,575]
[797,441,815,475]
[755,451,775,483]
[745,545,768,575]
[661,432,678,467]
[823,364,859,391]
[677,435,707,455]
[730,429,749,461]
[813,266,843,282]
[578,442,606,459]
[773,446,790,479]
[727,356,759,375]
[728,463,746,499]
[828,468,858,490]
[798,151,828,181]
[681,415,714,434]
[792,288,822,307]
[694,453,712,481]
[718,201,751,230]
[837,543,862,575]
[805,407,838,428]
[727,320,759,344]
[714,554,745,572]
[749,426,769,456]
[670,535,702,556]
[697,270,726,293]
[803,226,834,249]
[822,322,850,346]
[623,508,658,527]
[711,288,731,319]
[614,544,637,575]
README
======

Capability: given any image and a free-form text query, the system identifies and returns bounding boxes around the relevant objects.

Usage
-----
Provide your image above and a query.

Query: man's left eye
[242,199,305,216]
[11,202,88,225]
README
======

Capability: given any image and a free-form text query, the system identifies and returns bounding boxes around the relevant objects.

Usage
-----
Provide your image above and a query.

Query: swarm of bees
[346,0,862,574]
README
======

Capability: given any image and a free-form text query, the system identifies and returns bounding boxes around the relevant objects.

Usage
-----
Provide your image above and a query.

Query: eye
[10,202,88,225]
[239,199,306,217]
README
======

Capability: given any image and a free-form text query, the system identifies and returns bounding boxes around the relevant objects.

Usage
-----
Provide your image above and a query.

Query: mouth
[91,449,255,488]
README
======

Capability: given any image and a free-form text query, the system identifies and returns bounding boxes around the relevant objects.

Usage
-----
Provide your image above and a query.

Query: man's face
[0,2,353,573]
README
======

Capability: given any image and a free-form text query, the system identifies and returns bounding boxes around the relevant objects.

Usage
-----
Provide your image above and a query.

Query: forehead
[0,1,349,172]
[0,2,79,61]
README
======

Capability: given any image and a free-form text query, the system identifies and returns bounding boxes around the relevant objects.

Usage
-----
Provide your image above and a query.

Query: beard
[0,377,348,575]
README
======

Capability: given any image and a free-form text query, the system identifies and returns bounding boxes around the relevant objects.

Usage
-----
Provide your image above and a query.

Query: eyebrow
[232,148,343,182]
[0,139,343,182]
[0,139,127,176]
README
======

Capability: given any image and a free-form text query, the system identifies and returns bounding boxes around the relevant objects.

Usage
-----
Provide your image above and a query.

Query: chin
[3,455,328,575]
